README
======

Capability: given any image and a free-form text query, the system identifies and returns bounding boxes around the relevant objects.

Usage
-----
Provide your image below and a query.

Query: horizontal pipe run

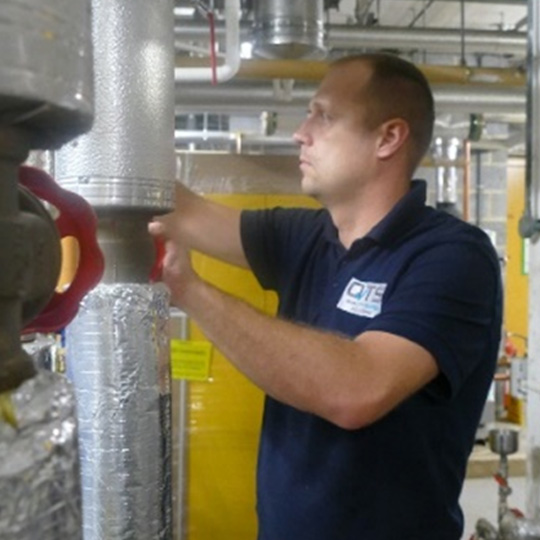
[175,58,526,85]
[174,21,526,56]
[174,130,295,147]
[175,83,526,116]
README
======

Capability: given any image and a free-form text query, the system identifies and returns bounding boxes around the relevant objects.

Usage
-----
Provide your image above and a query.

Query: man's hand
[148,218,201,308]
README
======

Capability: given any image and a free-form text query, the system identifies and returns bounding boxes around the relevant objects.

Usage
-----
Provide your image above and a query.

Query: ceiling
[330,0,526,30]
[174,0,529,153]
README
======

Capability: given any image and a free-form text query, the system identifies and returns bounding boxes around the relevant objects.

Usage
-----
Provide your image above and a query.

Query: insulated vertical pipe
[54,0,176,538]
[525,0,540,533]
[66,285,171,540]
[169,309,189,540]
[55,0,175,212]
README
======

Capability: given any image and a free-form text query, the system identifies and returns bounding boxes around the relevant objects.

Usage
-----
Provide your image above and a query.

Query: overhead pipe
[175,0,240,83]
[392,0,525,3]
[252,0,325,59]
[174,20,526,57]
[174,82,526,116]
[176,57,526,85]
[174,130,298,153]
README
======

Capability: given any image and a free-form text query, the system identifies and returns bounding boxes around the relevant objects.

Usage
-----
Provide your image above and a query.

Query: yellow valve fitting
[0,392,17,428]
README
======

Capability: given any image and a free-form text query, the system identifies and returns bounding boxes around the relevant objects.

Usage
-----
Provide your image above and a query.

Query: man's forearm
[178,276,378,428]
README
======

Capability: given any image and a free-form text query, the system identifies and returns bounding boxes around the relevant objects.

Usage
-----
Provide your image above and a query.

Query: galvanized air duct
[0,0,94,538]
[54,0,176,538]
[252,0,326,59]
[174,20,526,57]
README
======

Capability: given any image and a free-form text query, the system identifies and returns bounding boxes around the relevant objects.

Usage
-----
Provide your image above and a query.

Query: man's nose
[293,120,310,145]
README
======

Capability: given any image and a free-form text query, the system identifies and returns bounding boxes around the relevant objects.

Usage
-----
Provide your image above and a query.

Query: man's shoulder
[405,208,500,270]
[414,207,495,245]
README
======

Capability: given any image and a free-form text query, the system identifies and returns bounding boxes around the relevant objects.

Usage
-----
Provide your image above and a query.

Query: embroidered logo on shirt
[337,278,387,318]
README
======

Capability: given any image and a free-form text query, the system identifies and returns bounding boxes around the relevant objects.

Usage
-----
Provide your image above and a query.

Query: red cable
[207,11,217,85]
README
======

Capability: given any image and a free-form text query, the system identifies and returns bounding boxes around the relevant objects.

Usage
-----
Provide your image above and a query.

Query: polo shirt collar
[322,180,428,250]
[366,179,427,246]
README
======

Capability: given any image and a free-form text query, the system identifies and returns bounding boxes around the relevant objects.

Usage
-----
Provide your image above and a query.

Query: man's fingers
[148,219,166,237]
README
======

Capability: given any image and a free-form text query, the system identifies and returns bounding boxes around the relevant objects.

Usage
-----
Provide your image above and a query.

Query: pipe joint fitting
[0,189,61,318]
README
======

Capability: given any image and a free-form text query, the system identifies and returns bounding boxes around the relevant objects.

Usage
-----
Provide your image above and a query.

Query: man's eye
[306,109,332,123]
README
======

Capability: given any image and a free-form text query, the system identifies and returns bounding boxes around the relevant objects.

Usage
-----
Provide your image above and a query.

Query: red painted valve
[19,165,104,334]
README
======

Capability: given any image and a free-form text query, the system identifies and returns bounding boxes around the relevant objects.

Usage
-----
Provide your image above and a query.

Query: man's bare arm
[150,182,248,268]
[160,239,439,430]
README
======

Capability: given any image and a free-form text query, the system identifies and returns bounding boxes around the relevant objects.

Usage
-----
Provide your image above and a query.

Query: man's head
[330,53,435,172]
[294,53,434,205]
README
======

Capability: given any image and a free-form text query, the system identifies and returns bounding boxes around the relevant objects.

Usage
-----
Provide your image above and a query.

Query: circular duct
[253,0,326,59]
[0,0,93,149]
[54,0,176,211]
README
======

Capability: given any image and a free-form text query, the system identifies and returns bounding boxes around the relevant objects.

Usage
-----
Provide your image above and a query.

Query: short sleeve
[366,240,502,400]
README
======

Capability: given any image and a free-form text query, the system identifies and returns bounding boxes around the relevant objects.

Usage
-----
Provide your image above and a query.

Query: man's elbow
[323,395,386,431]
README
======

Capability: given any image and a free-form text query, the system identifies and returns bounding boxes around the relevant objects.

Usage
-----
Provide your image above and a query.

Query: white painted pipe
[174,21,526,57]
[175,0,240,83]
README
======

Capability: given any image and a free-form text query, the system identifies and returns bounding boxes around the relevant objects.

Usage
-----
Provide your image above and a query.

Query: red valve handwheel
[19,165,104,334]
[149,238,165,283]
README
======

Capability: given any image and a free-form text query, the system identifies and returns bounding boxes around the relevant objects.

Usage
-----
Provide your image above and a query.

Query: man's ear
[376,119,410,160]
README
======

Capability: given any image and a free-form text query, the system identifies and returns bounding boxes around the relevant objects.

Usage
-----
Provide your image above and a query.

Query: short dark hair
[331,53,435,171]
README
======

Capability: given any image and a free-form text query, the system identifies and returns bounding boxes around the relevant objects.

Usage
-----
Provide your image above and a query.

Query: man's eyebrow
[308,97,331,111]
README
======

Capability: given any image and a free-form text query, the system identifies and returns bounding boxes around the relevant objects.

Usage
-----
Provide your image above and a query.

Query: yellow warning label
[171,339,213,381]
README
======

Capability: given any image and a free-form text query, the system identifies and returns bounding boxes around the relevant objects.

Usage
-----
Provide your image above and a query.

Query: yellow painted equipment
[186,193,319,540]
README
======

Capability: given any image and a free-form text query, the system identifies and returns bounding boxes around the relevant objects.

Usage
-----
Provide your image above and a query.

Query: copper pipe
[462,139,471,222]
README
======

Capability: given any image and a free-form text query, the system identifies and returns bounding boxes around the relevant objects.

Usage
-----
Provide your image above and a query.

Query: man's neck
[329,178,410,250]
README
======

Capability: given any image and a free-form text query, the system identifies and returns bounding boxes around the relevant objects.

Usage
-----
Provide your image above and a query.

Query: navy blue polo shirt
[240,181,502,540]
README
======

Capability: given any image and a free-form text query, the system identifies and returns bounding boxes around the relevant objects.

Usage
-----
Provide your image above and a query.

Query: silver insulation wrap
[54,0,175,211]
[0,370,82,540]
[0,0,93,148]
[66,284,171,540]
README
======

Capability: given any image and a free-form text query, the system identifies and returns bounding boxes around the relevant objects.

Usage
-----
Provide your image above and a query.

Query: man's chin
[301,183,323,202]
[301,177,318,196]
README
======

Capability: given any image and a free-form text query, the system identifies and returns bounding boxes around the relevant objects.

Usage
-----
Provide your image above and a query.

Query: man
[149,54,502,539]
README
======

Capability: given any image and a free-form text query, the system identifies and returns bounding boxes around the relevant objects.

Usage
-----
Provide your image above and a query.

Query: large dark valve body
[17,185,62,328]
[0,0,94,393]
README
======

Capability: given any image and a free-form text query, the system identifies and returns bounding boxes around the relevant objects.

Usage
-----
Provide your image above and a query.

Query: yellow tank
[186,192,319,540]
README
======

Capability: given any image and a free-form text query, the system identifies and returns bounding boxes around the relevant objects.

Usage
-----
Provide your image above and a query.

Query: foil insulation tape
[0,370,82,540]
[54,0,175,211]
[0,0,93,148]
[66,284,172,540]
